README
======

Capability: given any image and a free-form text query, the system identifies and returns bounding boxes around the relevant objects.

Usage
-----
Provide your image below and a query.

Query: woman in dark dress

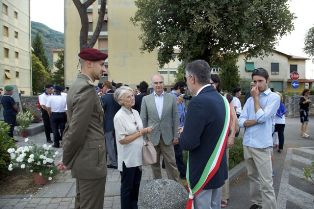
[299,89,311,138]
[1,85,18,138]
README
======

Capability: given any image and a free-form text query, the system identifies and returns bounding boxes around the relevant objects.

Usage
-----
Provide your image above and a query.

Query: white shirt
[231,97,242,115]
[61,92,68,111]
[114,106,144,171]
[196,84,211,96]
[38,93,50,106]
[154,91,164,119]
[46,95,67,112]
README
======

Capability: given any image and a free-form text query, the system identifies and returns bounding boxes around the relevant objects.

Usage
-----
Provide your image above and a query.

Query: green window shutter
[245,62,255,72]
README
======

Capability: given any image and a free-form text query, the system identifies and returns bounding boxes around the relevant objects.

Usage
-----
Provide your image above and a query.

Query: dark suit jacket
[179,86,228,190]
[134,93,147,113]
[62,74,107,179]
[101,93,120,132]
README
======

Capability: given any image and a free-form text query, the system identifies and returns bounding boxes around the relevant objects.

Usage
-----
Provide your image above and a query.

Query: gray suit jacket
[62,74,107,179]
[140,92,179,145]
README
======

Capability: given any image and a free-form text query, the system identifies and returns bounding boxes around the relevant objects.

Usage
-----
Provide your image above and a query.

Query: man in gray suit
[59,48,107,209]
[140,74,180,181]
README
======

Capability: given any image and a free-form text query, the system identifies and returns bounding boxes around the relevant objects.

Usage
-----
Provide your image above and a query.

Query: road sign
[291,80,299,89]
[290,71,299,80]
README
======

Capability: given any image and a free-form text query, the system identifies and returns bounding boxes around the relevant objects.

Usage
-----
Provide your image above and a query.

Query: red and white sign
[290,71,299,80]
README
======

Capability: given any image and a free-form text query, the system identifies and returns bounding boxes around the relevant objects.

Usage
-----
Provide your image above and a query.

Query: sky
[30,0,314,76]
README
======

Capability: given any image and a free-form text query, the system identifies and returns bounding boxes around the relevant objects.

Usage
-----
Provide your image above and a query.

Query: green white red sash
[186,95,231,209]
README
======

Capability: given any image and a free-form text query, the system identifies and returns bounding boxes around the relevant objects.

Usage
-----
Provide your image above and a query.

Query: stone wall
[285,95,314,118]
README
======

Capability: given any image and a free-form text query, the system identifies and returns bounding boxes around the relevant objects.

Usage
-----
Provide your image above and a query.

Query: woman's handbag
[142,139,157,166]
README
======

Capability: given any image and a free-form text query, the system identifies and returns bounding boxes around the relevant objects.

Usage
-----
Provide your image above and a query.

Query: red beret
[78,48,108,61]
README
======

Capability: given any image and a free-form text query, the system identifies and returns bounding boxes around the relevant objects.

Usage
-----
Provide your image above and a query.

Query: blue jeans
[194,188,222,209]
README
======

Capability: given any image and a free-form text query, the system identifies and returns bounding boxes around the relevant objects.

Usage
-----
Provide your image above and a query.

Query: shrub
[229,138,244,169]
[16,111,34,132]
[0,122,16,174]
[304,161,314,183]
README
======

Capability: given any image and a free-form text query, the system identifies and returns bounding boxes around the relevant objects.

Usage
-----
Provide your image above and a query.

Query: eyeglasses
[184,74,192,82]
[153,81,163,85]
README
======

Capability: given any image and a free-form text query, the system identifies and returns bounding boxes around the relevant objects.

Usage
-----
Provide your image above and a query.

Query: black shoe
[47,140,53,144]
[52,144,60,148]
[107,164,117,169]
[249,204,262,209]
[277,149,281,153]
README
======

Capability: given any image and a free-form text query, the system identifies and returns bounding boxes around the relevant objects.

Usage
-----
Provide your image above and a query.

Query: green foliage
[175,63,186,83]
[303,161,314,183]
[32,53,51,95]
[304,26,314,57]
[229,138,244,170]
[52,51,65,87]
[32,33,50,70]
[132,0,294,67]
[31,21,64,65]
[7,139,58,179]
[217,55,240,92]
[0,122,16,173]
[16,111,34,132]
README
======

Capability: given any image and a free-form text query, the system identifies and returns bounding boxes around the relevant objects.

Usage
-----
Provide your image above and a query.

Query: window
[3,26,9,37]
[88,22,93,32]
[14,31,18,38]
[245,62,255,72]
[15,51,19,59]
[4,70,11,79]
[2,3,8,15]
[159,71,167,75]
[14,11,18,18]
[16,71,19,78]
[269,81,283,92]
[169,71,177,75]
[4,48,9,58]
[290,64,298,73]
[271,63,279,75]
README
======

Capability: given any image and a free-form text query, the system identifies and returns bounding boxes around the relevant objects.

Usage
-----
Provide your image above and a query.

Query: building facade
[237,50,312,93]
[64,0,158,88]
[0,0,31,95]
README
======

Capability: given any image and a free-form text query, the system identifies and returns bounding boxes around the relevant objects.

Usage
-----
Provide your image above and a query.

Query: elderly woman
[113,86,152,209]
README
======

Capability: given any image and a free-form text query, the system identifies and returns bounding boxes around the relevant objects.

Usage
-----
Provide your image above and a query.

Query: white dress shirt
[231,96,242,115]
[154,91,164,119]
[38,93,50,106]
[46,95,67,112]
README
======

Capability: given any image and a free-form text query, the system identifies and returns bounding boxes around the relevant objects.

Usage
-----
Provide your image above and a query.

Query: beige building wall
[0,0,31,95]
[65,0,158,88]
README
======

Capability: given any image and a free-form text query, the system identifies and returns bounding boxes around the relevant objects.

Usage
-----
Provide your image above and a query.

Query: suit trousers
[244,146,277,209]
[41,108,52,141]
[50,112,66,146]
[105,131,117,166]
[151,138,180,182]
[174,144,186,179]
[221,148,229,201]
[120,162,142,209]
[194,188,221,209]
[75,177,106,209]
[274,124,285,150]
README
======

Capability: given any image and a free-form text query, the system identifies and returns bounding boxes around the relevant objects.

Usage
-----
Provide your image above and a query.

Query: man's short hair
[138,81,149,93]
[302,89,310,96]
[252,68,269,80]
[185,60,211,85]
[233,87,241,95]
[173,81,186,90]
[103,81,112,89]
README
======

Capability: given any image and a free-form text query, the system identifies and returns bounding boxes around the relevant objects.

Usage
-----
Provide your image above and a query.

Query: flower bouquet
[7,138,58,184]
[16,111,34,136]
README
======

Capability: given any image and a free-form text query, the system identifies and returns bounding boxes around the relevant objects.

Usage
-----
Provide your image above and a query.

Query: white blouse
[114,106,143,171]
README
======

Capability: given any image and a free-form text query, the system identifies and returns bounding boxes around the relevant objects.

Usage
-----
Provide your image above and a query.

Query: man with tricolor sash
[179,60,231,209]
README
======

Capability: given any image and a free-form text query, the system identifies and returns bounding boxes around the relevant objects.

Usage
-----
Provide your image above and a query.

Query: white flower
[8,164,13,171]
[10,153,16,159]
[21,164,25,169]
[39,155,44,159]
[30,169,33,173]
[43,160,47,165]
[50,170,54,174]
[45,151,48,155]
[7,148,15,153]
[24,138,29,142]
[27,158,34,163]
[39,172,42,176]
[55,151,59,155]
[37,161,41,165]
[48,177,52,181]
[29,154,34,159]
[23,146,30,152]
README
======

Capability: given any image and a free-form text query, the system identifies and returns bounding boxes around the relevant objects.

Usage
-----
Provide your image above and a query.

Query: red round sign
[290,71,299,80]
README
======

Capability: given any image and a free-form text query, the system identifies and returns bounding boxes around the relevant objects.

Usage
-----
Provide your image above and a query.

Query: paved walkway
[0,117,313,209]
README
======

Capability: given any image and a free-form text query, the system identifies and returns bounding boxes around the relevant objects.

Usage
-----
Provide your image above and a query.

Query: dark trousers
[50,112,66,146]
[275,124,285,150]
[75,177,106,209]
[174,144,186,179]
[4,115,16,138]
[120,162,142,209]
[41,108,51,141]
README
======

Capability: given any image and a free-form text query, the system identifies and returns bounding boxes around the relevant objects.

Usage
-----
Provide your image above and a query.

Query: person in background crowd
[39,84,54,143]
[180,60,230,209]
[58,48,108,209]
[273,92,286,153]
[239,68,280,209]
[170,81,187,180]
[134,81,149,114]
[299,89,311,138]
[140,74,180,182]
[0,88,3,95]
[245,82,255,103]
[1,85,18,139]
[231,87,242,118]
[113,86,153,209]
[102,80,114,94]
[46,86,67,148]
[101,81,120,169]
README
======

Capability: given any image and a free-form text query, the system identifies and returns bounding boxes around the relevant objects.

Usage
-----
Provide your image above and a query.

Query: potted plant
[16,111,34,137]
[7,138,58,185]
